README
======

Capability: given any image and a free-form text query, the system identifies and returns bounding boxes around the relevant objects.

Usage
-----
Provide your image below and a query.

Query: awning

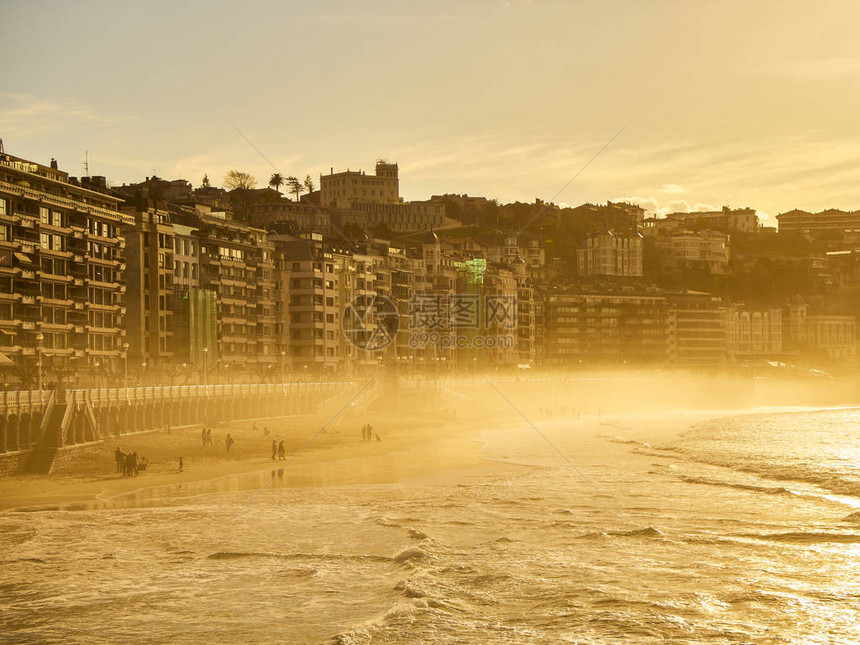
[0,353,15,365]
[13,252,33,265]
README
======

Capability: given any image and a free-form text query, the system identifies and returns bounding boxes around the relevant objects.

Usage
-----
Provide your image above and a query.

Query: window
[40,207,50,224]
[0,199,6,216]
[0,225,9,242]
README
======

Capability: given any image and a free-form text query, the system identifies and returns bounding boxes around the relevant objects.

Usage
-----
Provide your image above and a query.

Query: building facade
[654,230,730,275]
[576,231,643,278]
[320,161,400,209]
[0,153,129,383]
[542,292,669,365]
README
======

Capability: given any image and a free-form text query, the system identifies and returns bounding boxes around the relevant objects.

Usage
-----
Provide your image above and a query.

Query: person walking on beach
[225,433,234,452]
[202,427,207,447]
[278,440,286,461]
[115,447,124,473]
[179,457,184,472]
[206,428,212,446]
[271,439,277,460]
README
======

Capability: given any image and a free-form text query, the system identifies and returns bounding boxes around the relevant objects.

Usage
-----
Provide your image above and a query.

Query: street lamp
[280,350,286,386]
[202,346,208,388]
[123,342,129,396]
[35,332,44,394]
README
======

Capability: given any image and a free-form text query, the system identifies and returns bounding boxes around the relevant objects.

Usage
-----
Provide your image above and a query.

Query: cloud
[660,183,684,194]
[0,93,134,139]
[616,196,717,217]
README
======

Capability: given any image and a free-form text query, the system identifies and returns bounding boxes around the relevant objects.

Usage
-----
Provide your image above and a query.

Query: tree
[201,174,210,188]
[287,175,302,201]
[269,172,285,194]
[303,174,316,194]
[223,170,257,190]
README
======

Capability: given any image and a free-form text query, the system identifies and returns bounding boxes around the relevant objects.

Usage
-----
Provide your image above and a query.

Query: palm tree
[269,172,285,194]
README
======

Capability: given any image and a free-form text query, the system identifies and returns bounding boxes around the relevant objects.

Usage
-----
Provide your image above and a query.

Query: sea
[2,407,860,644]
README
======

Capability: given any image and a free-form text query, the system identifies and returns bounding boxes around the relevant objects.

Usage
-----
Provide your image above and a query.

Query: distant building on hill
[645,207,758,235]
[653,229,730,275]
[576,231,643,278]
[777,208,860,245]
[319,160,443,232]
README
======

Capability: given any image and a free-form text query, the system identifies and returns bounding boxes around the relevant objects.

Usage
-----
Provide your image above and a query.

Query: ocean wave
[406,527,429,540]
[1,557,47,565]
[207,551,390,563]
[392,546,432,565]
[605,435,652,448]
[577,527,664,539]
[841,511,860,524]
[611,526,665,538]
[745,531,860,544]
[679,475,793,496]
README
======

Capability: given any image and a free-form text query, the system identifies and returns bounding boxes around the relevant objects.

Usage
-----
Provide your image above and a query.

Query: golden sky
[2,1,860,223]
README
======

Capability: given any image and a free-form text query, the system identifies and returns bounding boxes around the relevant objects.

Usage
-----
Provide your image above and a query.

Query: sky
[2,0,860,224]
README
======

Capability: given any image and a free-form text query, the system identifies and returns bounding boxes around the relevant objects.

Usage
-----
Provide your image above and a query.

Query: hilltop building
[576,231,643,278]
[320,160,444,232]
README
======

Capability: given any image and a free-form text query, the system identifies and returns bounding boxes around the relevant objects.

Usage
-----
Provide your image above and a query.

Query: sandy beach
[0,406,526,512]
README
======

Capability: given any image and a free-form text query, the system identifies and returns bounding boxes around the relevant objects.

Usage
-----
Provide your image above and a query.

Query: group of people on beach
[201,427,235,452]
[271,439,286,460]
[115,447,147,477]
[361,423,380,442]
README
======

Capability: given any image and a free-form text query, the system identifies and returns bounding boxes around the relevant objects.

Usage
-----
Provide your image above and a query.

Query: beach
[2,400,860,643]
[0,407,522,513]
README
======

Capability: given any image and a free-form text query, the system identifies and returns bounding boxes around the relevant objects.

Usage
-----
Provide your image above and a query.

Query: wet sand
[0,409,524,512]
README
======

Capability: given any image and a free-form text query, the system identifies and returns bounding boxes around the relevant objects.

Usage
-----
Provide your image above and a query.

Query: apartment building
[653,230,730,275]
[196,213,277,367]
[119,197,177,368]
[576,231,643,278]
[777,208,860,241]
[663,207,758,234]
[541,292,669,365]
[667,292,727,365]
[272,233,342,368]
[0,153,129,379]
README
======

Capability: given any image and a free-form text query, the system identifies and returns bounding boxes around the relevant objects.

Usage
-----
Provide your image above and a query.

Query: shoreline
[0,409,526,512]
[2,403,854,514]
